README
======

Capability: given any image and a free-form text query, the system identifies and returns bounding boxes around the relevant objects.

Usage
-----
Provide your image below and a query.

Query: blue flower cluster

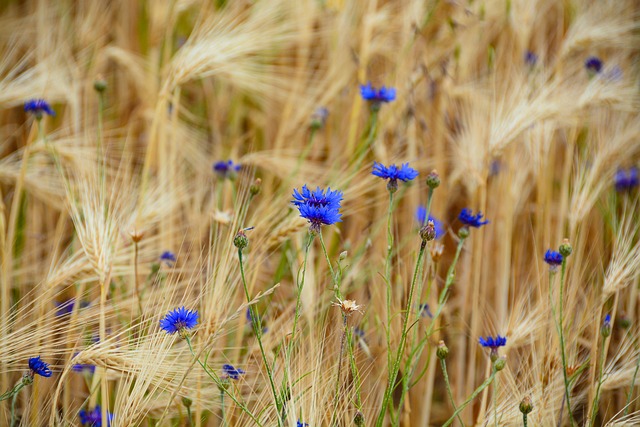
[29,356,52,377]
[213,160,241,179]
[372,162,418,183]
[159,307,198,335]
[543,249,563,267]
[585,56,603,74]
[160,251,177,266]
[79,405,113,426]
[24,99,55,117]
[360,82,396,104]
[615,167,639,192]
[222,364,246,380]
[458,208,489,228]
[478,335,507,349]
[297,421,309,427]
[292,185,343,232]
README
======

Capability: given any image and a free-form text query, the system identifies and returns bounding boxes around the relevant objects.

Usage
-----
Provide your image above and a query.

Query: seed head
[430,242,444,262]
[420,220,437,242]
[332,298,363,316]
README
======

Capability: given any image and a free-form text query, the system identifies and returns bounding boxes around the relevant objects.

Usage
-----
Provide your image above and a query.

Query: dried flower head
[332,298,363,316]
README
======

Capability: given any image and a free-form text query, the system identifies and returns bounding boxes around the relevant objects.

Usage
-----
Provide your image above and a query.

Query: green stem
[558,260,575,427]
[426,236,466,337]
[331,314,348,425]
[442,369,498,427]
[440,359,464,427]
[589,338,607,426]
[186,405,193,427]
[347,326,363,409]
[184,336,262,427]
[523,413,528,427]
[238,249,282,427]
[220,388,226,427]
[290,234,314,350]
[375,240,427,427]
[385,190,395,370]
[318,232,340,298]
[624,349,640,415]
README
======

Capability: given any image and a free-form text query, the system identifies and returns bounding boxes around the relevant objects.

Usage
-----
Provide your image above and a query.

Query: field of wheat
[0,0,639,426]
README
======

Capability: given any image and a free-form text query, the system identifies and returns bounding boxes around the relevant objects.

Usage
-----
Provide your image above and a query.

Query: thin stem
[184,336,262,427]
[375,240,427,427]
[331,314,348,425]
[624,349,640,415]
[318,232,339,298]
[220,388,226,427]
[385,190,395,371]
[238,249,282,427]
[440,359,464,427]
[494,373,498,427]
[426,236,466,336]
[133,240,142,315]
[589,338,607,426]
[558,260,575,427]
[186,405,193,427]
[10,385,20,427]
[523,412,528,427]
[290,234,314,349]
[442,369,498,427]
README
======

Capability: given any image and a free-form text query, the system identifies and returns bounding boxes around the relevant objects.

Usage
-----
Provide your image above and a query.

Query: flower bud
[94,78,107,93]
[559,238,572,257]
[601,314,612,338]
[249,178,262,196]
[339,251,348,261]
[182,396,193,408]
[420,220,437,242]
[426,169,441,189]
[458,227,470,239]
[354,411,365,426]
[430,243,444,262]
[619,313,632,329]
[436,340,449,360]
[519,396,533,415]
[234,230,249,250]
[494,356,507,371]
[387,179,398,194]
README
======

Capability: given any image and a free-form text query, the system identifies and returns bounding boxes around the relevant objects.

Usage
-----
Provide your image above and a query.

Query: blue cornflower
[292,185,343,233]
[419,303,433,318]
[72,363,96,374]
[614,167,639,192]
[458,208,489,228]
[159,251,176,266]
[24,99,55,117]
[415,206,444,239]
[360,82,396,105]
[543,249,563,270]
[28,356,52,377]
[159,307,198,335]
[372,162,418,183]
[585,56,603,74]
[55,299,89,316]
[222,364,245,380]
[79,405,113,426]
[478,335,507,349]
[297,421,309,427]
[602,314,612,337]
[524,51,538,66]
[213,160,241,179]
